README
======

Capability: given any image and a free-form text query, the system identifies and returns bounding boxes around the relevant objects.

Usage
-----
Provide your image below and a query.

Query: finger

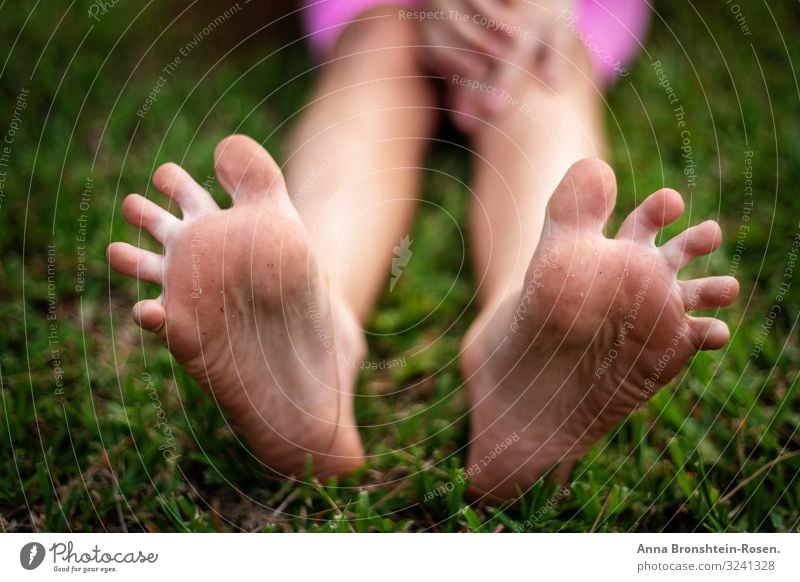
[449,83,482,132]
[466,0,517,39]
[482,46,529,114]
[424,22,490,79]
[445,5,509,56]
[539,26,572,86]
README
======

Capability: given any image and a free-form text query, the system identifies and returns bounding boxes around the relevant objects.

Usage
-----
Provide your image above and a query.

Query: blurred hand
[418,0,518,81]
[419,0,576,132]
[491,0,577,97]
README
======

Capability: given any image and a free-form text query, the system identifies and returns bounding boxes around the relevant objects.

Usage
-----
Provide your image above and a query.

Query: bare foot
[461,159,739,499]
[108,135,365,478]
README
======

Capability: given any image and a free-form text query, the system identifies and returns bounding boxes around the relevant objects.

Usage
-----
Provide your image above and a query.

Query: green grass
[1,2,799,532]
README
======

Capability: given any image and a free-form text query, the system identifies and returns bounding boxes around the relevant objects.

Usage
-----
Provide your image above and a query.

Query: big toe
[214,134,288,205]
[547,158,617,232]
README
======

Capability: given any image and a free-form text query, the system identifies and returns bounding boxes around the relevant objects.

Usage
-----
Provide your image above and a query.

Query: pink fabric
[301,0,423,58]
[574,0,650,84]
[301,0,650,85]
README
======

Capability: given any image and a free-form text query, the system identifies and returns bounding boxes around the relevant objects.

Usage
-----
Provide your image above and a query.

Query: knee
[333,6,420,74]
[532,36,595,94]
[500,37,599,128]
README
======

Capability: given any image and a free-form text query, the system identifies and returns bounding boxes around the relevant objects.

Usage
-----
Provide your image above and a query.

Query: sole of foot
[108,135,366,479]
[461,159,739,499]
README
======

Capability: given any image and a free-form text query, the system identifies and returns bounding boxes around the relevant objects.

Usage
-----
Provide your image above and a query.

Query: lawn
[1,1,798,532]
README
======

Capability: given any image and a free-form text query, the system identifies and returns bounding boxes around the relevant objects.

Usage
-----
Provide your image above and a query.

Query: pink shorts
[301,0,650,85]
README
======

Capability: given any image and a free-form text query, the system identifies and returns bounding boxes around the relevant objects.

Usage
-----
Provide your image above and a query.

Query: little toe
[152,162,218,218]
[688,316,731,350]
[661,220,722,271]
[616,188,684,244]
[214,134,289,205]
[122,194,179,244]
[680,276,739,311]
[132,299,166,333]
[546,158,617,232]
[107,242,165,284]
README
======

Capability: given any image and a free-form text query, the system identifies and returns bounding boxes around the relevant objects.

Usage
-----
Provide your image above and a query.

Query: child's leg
[107,6,436,479]
[465,42,605,311]
[287,5,437,321]
[460,40,736,498]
